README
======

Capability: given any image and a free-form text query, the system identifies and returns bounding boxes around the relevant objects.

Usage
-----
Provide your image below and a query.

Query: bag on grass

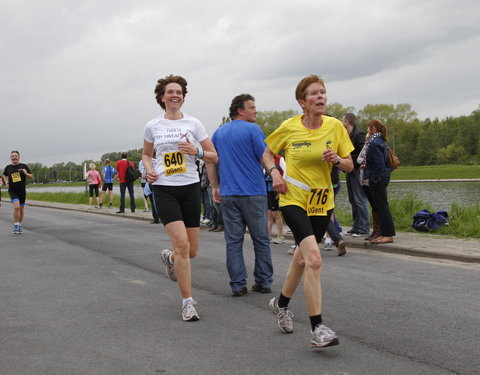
[412,209,449,232]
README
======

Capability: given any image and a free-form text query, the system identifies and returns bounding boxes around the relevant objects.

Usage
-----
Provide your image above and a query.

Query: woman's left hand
[178,137,198,156]
[322,148,338,164]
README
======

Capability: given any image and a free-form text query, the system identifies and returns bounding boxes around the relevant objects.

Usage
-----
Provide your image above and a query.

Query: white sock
[183,297,193,305]
[14,222,20,226]
[324,238,333,245]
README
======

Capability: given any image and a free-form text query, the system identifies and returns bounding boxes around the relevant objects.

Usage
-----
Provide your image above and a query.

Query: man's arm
[206,163,221,203]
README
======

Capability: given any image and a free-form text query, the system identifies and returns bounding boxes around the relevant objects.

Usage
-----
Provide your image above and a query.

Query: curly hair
[154,75,188,110]
[229,94,255,119]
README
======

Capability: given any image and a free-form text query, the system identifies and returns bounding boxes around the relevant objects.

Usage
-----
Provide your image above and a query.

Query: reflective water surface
[28,182,479,211]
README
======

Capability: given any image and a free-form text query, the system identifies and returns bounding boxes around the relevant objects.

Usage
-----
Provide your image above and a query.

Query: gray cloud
[1,0,479,165]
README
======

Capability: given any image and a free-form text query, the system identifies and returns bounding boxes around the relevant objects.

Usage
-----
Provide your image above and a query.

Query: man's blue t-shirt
[211,119,266,196]
[102,165,117,183]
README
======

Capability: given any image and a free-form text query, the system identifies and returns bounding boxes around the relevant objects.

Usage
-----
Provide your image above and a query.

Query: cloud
[0,0,479,165]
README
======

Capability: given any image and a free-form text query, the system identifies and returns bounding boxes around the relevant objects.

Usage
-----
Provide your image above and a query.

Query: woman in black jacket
[361,119,395,244]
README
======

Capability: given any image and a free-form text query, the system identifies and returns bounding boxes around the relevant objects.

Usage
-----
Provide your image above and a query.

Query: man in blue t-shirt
[207,94,273,297]
[99,159,117,208]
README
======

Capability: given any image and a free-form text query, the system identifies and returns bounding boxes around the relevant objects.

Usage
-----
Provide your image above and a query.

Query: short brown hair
[295,75,325,102]
[154,75,188,110]
[368,119,388,141]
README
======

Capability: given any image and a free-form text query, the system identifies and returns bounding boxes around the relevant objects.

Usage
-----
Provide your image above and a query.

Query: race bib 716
[306,187,333,216]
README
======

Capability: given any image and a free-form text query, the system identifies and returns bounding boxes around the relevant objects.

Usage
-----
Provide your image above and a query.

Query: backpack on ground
[125,161,137,184]
[412,209,449,232]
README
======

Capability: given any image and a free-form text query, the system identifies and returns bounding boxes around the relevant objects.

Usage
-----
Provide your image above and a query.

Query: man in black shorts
[2,151,33,234]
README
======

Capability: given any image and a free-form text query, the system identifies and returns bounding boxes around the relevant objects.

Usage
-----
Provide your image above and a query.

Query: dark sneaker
[311,324,339,348]
[161,249,177,281]
[232,287,248,297]
[13,224,20,235]
[182,300,199,321]
[352,232,369,237]
[251,283,271,293]
[269,297,294,333]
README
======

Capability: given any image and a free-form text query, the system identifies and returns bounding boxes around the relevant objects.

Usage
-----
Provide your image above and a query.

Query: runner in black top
[2,151,33,234]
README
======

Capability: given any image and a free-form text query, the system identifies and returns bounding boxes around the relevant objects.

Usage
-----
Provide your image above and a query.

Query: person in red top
[116,152,136,213]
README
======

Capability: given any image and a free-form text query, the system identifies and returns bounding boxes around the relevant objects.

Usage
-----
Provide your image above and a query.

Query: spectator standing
[207,94,273,297]
[116,152,136,214]
[85,163,101,208]
[2,151,33,234]
[266,154,286,244]
[138,159,150,212]
[199,160,213,225]
[99,159,117,208]
[342,113,370,236]
[361,119,396,244]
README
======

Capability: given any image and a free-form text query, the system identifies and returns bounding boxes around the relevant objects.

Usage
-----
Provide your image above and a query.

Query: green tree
[325,102,355,120]
[256,110,298,137]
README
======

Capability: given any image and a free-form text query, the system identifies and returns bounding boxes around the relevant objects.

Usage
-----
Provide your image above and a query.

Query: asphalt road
[1,206,479,375]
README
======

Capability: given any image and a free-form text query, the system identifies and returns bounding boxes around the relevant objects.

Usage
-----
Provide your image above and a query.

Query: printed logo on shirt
[11,172,21,183]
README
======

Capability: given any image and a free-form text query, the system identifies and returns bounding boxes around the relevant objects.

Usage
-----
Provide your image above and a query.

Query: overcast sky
[1,0,479,166]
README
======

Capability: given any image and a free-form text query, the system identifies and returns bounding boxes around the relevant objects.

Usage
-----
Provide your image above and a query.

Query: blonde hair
[89,163,96,169]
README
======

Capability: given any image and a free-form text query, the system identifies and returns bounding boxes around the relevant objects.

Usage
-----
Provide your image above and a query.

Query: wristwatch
[334,156,342,166]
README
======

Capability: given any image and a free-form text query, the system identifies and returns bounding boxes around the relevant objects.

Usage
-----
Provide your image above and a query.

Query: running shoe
[269,297,294,334]
[323,239,332,251]
[161,249,177,281]
[13,224,20,235]
[17,224,22,235]
[311,324,339,348]
[273,236,285,244]
[143,207,149,212]
[182,300,199,321]
[287,245,296,255]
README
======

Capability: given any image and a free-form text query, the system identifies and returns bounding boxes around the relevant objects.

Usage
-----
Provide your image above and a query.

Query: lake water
[27,181,479,212]
[335,181,479,212]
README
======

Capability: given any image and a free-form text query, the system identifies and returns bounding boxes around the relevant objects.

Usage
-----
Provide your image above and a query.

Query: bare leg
[164,221,199,298]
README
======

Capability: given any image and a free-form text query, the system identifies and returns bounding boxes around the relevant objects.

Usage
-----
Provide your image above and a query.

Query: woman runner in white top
[142,75,218,321]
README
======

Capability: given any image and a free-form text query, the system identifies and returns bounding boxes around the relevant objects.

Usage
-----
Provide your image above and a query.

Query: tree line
[6,103,478,184]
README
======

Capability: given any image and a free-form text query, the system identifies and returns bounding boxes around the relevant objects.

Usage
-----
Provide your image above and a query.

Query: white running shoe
[311,324,339,348]
[161,249,177,281]
[182,300,199,321]
[269,297,294,333]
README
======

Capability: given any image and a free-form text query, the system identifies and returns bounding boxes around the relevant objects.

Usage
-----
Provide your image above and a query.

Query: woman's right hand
[146,170,158,184]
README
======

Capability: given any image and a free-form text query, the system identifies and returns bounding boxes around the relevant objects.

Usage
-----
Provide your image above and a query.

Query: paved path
[22,200,480,264]
[2,205,479,374]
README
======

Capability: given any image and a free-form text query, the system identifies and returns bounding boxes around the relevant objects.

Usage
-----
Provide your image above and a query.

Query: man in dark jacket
[342,113,370,235]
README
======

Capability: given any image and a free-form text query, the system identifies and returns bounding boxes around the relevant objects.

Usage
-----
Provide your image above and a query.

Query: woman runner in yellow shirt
[263,75,354,348]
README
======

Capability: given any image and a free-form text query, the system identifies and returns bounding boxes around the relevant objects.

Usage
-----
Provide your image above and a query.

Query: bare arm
[206,163,221,203]
[322,149,354,173]
[262,146,288,195]
[142,140,158,184]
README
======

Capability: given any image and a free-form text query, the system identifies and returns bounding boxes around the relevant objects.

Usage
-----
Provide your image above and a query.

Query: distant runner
[2,151,33,234]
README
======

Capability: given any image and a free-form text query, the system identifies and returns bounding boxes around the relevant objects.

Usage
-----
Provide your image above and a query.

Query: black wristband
[269,166,280,174]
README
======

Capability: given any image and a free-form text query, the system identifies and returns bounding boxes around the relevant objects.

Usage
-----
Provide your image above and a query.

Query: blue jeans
[346,168,370,233]
[221,195,273,291]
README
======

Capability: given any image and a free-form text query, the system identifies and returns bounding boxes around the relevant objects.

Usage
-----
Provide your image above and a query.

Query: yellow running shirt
[265,115,354,212]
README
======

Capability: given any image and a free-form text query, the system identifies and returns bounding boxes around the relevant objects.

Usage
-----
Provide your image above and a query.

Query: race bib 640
[163,151,186,176]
